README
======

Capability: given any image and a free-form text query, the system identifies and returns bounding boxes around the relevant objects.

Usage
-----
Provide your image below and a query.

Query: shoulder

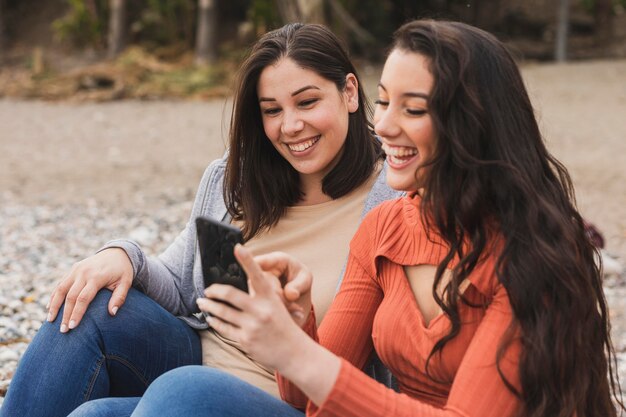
[192,152,229,219]
[350,197,409,264]
[362,161,404,215]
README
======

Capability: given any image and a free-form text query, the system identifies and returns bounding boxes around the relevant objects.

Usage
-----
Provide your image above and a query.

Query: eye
[262,107,281,116]
[299,98,318,107]
[374,99,389,107]
[406,109,427,116]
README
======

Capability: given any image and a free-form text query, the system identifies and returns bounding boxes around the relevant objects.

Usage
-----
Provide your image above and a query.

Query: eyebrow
[377,82,429,100]
[259,85,320,102]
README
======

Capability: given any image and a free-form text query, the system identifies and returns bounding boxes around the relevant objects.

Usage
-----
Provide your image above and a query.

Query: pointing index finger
[233,244,273,295]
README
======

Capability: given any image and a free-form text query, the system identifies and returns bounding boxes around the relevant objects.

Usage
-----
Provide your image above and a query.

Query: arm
[47,156,229,331]
[277,251,384,408]
[101,157,227,316]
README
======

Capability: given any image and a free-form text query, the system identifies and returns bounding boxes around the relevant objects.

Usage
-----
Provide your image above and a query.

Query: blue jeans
[68,366,305,417]
[0,289,202,417]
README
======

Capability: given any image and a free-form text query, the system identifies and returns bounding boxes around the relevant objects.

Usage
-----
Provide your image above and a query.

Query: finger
[66,285,99,330]
[234,245,274,295]
[283,268,312,301]
[286,301,305,319]
[47,280,71,323]
[108,281,131,316]
[254,252,292,278]
[196,297,243,328]
[254,252,311,292]
[204,313,239,341]
[60,285,81,333]
[204,283,250,310]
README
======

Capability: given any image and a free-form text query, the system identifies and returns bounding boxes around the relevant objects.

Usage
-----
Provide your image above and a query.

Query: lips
[287,136,320,152]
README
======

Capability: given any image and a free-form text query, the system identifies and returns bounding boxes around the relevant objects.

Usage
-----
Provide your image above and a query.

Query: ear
[345,73,359,113]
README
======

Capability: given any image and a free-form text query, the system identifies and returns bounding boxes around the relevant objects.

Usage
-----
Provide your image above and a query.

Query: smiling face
[374,49,437,193]
[257,58,359,184]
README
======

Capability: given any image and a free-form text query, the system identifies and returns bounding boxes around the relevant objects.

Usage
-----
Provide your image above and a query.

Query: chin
[385,175,415,192]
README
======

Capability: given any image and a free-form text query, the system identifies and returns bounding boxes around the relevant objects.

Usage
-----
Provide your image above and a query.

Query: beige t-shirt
[200,169,380,397]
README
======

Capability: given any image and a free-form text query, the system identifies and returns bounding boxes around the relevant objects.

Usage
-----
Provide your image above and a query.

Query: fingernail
[60,324,68,333]
[68,320,76,329]
[291,311,304,321]
[112,306,118,316]
[47,312,53,322]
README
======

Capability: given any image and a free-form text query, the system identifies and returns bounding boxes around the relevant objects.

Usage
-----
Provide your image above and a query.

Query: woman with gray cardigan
[1,23,400,417]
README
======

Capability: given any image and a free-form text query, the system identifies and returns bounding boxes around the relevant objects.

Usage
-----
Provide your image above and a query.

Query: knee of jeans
[67,399,109,417]
[48,289,113,325]
[148,366,233,398]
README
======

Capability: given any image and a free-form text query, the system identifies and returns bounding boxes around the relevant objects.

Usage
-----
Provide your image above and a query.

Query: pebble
[0,191,191,401]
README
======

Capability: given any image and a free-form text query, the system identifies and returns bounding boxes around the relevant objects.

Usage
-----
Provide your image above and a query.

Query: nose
[373,106,401,139]
[281,110,304,136]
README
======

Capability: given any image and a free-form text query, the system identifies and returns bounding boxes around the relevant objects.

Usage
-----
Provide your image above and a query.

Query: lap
[131,366,304,417]
[68,397,140,417]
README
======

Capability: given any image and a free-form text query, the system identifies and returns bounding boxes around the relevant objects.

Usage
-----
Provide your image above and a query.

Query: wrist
[278,328,341,406]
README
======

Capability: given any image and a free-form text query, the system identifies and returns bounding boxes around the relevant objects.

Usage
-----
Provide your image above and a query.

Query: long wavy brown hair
[224,23,382,240]
[392,20,623,416]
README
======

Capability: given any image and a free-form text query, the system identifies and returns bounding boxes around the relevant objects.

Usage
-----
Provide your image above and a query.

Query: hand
[197,245,312,372]
[253,250,313,327]
[47,248,133,332]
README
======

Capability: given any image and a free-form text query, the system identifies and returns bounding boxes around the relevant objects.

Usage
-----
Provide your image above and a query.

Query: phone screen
[196,216,248,293]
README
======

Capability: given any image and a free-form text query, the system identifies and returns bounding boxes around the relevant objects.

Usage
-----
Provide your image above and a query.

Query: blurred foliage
[130,0,196,48]
[246,0,282,34]
[0,45,235,101]
[52,0,198,51]
[581,0,626,12]
[52,0,108,48]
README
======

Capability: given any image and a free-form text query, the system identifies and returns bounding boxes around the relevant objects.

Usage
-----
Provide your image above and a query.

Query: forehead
[257,58,335,96]
[380,49,433,94]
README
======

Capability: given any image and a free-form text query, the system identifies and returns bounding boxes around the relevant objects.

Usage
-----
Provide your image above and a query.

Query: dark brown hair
[392,19,622,416]
[225,23,382,240]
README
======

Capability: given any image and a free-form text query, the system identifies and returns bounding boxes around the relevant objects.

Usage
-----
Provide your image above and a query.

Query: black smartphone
[195,216,248,293]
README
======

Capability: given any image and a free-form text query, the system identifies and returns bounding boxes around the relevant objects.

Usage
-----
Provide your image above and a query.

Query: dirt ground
[1,59,625,262]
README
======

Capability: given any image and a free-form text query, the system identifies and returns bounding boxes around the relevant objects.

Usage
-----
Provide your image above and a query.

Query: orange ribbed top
[278,194,522,417]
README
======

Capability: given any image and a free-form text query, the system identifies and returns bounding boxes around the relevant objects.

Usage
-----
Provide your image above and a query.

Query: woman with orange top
[128,20,623,417]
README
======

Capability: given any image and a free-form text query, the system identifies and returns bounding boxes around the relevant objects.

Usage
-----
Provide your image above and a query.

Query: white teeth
[288,137,319,152]
[381,143,418,158]
[389,155,409,165]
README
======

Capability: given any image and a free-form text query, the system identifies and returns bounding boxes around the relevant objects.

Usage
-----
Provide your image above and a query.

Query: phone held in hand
[195,216,249,293]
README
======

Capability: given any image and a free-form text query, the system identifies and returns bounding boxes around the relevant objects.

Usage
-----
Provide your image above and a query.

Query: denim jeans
[0,288,202,417]
[68,366,305,417]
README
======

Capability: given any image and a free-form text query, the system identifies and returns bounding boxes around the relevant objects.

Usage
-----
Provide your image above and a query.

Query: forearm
[278,328,341,407]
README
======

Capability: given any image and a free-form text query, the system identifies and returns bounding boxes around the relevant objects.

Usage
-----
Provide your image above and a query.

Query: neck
[297,174,332,206]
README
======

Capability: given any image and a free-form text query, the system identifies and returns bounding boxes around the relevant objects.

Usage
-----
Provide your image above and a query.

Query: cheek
[410,124,436,155]
[262,117,280,144]
[319,109,350,143]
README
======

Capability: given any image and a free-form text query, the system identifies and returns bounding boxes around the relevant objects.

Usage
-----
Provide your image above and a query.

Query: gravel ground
[1,59,625,406]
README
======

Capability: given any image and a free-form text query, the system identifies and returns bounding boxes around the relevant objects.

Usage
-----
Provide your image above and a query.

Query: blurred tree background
[0,0,624,100]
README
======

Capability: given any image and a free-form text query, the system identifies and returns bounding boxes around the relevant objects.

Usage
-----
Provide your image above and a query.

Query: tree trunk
[328,0,377,50]
[555,0,570,62]
[299,0,324,24]
[594,0,612,48]
[195,0,218,65]
[108,0,126,58]
[275,0,302,23]
[0,0,5,64]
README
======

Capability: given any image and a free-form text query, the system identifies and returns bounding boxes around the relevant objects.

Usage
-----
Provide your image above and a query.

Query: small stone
[0,349,20,362]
